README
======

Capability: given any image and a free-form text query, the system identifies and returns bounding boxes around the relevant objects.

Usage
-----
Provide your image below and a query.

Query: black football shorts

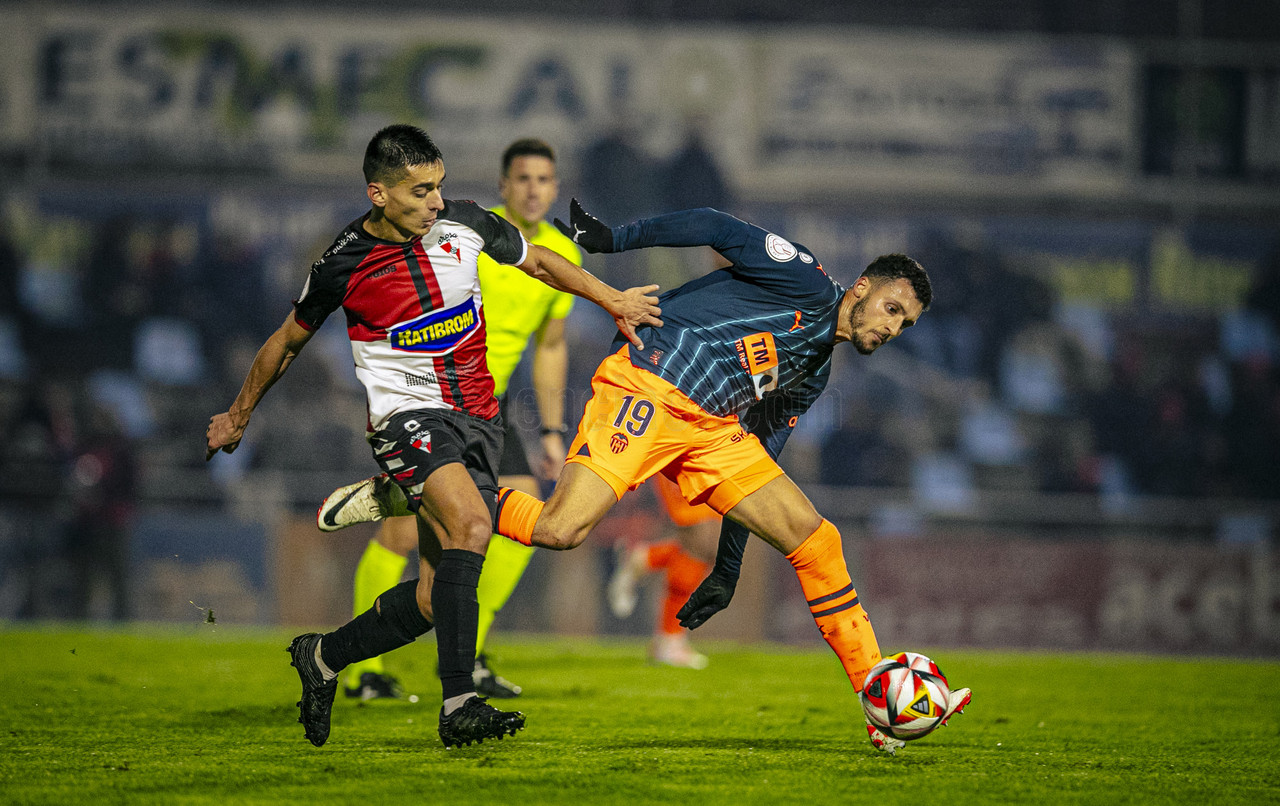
[369,408,503,515]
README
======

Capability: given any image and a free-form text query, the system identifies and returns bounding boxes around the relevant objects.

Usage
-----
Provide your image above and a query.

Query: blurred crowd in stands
[814,233,1280,506]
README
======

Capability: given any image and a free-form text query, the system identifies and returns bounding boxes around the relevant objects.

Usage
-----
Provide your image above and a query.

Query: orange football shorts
[566,348,783,515]
[652,473,719,527]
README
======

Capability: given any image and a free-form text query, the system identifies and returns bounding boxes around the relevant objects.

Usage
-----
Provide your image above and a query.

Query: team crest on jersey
[765,234,797,262]
[390,297,479,354]
[609,432,630,454]
[436,233,463,264]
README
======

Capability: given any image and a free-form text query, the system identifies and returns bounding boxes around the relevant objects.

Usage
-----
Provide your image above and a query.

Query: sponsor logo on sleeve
[765,234,798,262]
[390,297,480,354]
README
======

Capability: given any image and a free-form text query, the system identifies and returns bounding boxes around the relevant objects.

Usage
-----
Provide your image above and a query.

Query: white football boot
[316,473,411,532]
[940,686,972,727]
[864,719,906,755]
[606,544,646,618]
[649,633,709,670]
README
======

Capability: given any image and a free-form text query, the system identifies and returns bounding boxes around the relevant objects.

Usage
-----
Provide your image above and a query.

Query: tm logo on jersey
[391,298,479,353]
[735,331,780,399]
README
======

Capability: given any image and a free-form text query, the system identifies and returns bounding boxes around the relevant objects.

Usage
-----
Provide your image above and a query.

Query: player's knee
[536,521,588,551]
[439,515,493,553]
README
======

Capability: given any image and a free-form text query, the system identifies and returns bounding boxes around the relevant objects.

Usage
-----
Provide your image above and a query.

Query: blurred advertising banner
[754,35,1136,197]
[6,7,1132,197]
[6,8,754,184]
[862,537,1280,655]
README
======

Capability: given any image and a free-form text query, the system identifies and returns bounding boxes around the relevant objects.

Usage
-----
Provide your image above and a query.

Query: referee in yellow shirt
[340,138,579,700]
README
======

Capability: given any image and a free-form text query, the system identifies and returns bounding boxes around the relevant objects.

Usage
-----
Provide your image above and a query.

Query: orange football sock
[655,546,710,635]
[494,487,543,547]
[786,519,882,692]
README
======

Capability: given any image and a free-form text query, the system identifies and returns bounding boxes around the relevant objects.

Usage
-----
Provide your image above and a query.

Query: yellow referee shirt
[479,205,581,396]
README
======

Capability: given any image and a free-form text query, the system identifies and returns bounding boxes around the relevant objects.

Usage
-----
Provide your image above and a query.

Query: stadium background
[0,0,1276,658]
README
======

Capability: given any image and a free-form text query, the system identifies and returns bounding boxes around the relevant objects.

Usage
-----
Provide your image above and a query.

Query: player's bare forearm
[205,313,313,460]
[519,244,623,303]
[518,245,662,349]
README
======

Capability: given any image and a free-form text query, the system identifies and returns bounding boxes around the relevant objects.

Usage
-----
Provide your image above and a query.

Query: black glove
[677,569,737,630]
[553,198,615,254]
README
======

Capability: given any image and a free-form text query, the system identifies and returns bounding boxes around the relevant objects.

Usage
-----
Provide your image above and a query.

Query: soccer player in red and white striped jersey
[205,124,661,749]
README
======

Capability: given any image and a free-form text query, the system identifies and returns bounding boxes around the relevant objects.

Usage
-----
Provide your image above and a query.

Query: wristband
[540,425,568,436]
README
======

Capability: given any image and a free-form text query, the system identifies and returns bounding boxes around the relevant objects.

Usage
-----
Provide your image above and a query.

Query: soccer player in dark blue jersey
[323,198,969,752]
[492,200,970,753]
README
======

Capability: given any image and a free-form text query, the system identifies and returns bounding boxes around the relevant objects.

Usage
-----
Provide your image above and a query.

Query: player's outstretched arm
[205,313,314,460]
[554,198,749,258]
[517,244,662,350]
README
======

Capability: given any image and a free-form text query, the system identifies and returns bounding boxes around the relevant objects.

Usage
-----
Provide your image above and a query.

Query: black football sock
[432,548,485,702]
[319,579,433,673]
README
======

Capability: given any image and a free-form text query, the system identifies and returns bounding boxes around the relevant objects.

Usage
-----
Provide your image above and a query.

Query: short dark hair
[501,138,556,174]
[861,254,932,310]
[363,124,443,185]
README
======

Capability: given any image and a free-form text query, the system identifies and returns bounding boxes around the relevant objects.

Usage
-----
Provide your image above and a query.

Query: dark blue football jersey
[600,207,857,582]
[608,208,845,435]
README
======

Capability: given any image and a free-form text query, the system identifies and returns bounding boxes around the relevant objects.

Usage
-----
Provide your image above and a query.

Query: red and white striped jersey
[293,199,528,431]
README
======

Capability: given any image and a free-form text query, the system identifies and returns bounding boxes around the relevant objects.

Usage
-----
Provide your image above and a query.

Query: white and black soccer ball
[860,651,951,741]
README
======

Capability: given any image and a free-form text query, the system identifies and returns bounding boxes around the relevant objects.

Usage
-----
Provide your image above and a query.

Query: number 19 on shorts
[612,395,654,437]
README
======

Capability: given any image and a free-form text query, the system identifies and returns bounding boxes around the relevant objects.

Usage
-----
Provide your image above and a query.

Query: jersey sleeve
[612,208,833,299]
[443,199,528,266]
[292,247,350,332]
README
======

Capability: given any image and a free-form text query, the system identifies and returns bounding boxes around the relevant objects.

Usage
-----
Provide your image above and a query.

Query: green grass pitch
[2,625,1277,805]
